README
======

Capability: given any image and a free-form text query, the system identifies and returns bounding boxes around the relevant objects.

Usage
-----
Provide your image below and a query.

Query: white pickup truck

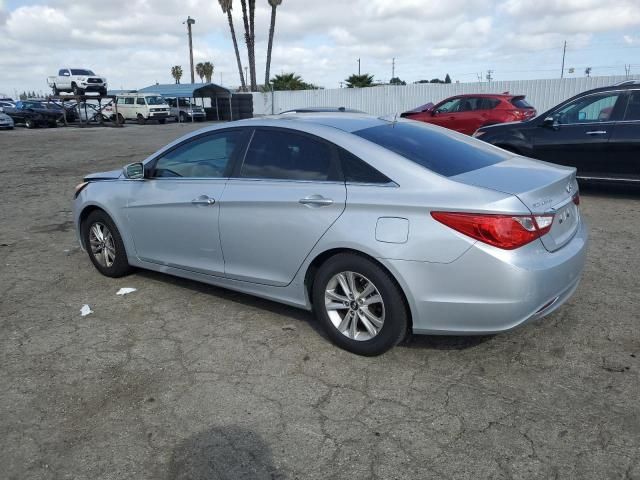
[47,68,108,96]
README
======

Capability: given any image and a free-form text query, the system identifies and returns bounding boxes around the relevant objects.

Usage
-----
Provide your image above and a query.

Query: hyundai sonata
[74,114,587,355]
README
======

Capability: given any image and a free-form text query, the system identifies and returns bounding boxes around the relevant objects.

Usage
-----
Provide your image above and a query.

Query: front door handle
[191,195,215,206]
[585,130,607,135]
[299,195,333,207]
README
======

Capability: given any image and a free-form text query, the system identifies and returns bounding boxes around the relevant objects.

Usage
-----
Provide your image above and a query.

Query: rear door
[607,90,640,181]
[532,91,625,177]
[219,127,346,286]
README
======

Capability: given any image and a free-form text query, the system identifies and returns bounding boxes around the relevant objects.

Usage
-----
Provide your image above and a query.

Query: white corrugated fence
[252,75,639,116]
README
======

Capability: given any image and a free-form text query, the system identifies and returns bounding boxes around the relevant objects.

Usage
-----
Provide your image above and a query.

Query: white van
[114,93,170,124]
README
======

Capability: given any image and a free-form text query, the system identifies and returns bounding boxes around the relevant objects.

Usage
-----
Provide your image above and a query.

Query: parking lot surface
[1,123,639,480]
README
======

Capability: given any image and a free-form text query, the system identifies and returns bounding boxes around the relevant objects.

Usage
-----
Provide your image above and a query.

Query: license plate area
[545,201,579,251]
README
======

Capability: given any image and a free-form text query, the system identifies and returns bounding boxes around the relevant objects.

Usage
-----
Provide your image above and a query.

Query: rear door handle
[191,195,215,206]
[585,130,607,135]
[299,195,333,207]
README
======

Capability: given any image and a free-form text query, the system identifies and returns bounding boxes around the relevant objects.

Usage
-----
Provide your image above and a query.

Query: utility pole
[357,58,361,75]
[625,64,632,79]
[184,16,196,84]
[392,57,395,80]
[560,40,567,79]
[486,70,493,83]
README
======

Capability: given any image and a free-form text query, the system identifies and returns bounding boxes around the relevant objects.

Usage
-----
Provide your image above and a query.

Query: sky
[0,0,639,97]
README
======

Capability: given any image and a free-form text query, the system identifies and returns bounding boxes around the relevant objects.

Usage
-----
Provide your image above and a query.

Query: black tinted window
[624,92,640,121]
[241,129,335,181]
[341,149,391,184]
[153,131,243,178]
[354,122,507,177]
[511,98,533,109]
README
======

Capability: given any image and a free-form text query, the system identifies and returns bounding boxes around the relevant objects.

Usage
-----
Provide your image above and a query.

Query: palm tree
[270,72,313,91]
[195,62,205,82]
[218,0,247,91]
[171,65,183,84]
[240,0,257,91]
[264,0,282,87]
[202,62,215,83]
[345,73,374,88]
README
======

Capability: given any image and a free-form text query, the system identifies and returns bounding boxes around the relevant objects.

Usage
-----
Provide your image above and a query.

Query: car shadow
[135,270,495,352]
[134,269,330,340]
[579,181,640,199]
[167,425,283,480]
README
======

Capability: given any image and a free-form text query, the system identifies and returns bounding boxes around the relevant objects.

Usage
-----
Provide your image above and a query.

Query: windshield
[146,96,167,105]
[70,69,95,76]
[353,122,508,177]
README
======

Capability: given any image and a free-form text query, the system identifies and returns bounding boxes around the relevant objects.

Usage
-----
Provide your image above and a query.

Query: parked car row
[102,93,207,124]
[401,82,640,184]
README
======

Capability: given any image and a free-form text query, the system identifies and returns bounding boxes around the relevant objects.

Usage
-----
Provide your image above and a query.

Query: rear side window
[241,129,337,181]
[478,98,500,110]
[124,98,134,105]
[511,98,533,109]
[353,122,508,177]
[624,91,640,121]
[340,149,391,184]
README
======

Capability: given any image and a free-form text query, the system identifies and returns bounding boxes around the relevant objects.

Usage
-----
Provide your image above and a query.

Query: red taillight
[431,212,554,250]
[572,193,580,206]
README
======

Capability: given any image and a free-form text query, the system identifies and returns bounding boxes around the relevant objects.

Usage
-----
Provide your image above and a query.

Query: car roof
[452,93,521,99]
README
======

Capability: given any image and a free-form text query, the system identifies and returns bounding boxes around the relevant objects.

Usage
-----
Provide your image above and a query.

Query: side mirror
[542,116,559,130]
[123,162,145,180]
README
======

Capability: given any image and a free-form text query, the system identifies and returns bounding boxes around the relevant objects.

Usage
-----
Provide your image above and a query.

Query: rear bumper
[384,218,588,335]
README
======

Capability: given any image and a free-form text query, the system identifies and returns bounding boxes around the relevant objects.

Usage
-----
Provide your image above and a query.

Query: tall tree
[264,0,282,88]
[240,0,257,91]
[389,77,406,85]
[195,62,205,82]
[171,66,183,84]
[202,62,215,83]
[218,0,247,91]
[345,73,374,88]
[444,73,452,83]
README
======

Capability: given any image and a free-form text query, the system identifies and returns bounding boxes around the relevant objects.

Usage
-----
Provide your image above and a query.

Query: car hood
[84,169,122,181]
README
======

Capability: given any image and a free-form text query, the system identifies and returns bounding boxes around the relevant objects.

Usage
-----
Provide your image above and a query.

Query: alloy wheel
[89,222,116,268]
[324,271,385,341]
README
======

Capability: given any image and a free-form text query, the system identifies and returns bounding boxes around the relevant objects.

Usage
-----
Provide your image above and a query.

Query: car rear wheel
[52,85,59,96]
[82,210,132,278]
[25,118,35,129]
[312,253,408,356]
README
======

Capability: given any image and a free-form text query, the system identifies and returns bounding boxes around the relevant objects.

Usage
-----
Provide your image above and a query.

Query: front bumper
[384,219,588,335]
[149,112,170,118]
[80,83,106,91]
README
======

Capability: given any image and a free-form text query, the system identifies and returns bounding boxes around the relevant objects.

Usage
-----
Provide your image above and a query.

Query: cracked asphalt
[1,123,639,480]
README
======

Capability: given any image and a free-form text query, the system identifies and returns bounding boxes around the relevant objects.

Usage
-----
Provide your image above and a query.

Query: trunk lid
[452,156,580,252]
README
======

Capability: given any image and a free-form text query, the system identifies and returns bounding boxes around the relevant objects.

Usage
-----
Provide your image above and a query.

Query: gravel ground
[1,123,639,480]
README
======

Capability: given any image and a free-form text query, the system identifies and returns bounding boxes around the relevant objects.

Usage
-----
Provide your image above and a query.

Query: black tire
[82,210,132,278]
[48,119,58,128]
[52,85,59,96]
[25,118,35,129]
[72,84,83,96]
[158,118,166,124]
[137,114,146,125]
[99,88,107,96]
[117,113,125,124]
[312,253,408,356]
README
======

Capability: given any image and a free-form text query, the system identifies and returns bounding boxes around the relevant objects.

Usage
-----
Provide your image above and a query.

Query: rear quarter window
[511,98,533,109]
[353,122,509,177]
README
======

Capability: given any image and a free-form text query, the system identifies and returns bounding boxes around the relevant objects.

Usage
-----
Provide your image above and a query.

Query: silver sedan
[73,114,588,355]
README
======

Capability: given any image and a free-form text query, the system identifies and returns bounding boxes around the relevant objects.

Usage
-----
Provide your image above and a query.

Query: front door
[126,129,247,275]
[608,90,640,181]
[532,91,625,177]
[219,127,346,286]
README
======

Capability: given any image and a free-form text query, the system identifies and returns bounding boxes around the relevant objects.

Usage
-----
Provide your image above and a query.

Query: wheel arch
[77,203,128,253]
[303,247,414,333]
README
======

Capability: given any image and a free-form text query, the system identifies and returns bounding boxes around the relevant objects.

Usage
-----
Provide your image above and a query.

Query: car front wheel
[312,253,408,356]
[82,210,132,278]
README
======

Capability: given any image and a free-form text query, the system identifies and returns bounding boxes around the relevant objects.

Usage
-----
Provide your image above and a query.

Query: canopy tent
[137,83,235,121]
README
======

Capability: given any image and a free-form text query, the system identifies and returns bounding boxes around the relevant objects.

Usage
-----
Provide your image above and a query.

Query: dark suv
[474,82,640,184]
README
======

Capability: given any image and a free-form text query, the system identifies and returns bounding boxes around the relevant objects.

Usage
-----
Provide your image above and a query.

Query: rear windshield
[353,122,508,177]
[511,97,533,109]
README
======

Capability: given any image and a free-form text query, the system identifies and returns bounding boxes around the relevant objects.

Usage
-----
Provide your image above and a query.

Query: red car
[400,93,536,135]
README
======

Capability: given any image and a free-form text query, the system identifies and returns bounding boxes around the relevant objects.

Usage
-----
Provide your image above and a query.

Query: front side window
[241,129,337,181]
[136,98,146,106]
[554,93,620,124]
[435,98,461,114]
[354,122,507,177]
[623,91,640,121]
[152,131,243,178]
